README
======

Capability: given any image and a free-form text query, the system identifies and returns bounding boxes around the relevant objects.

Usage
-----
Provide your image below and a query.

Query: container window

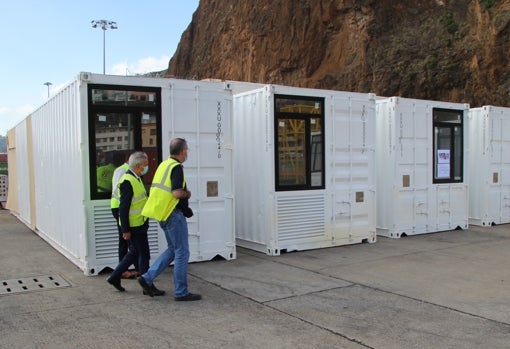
[274,95,325,191]
[88,85,162,200]
[433,108,463,183]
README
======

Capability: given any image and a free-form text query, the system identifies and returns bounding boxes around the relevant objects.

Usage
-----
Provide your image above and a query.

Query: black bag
[182,206,194,218]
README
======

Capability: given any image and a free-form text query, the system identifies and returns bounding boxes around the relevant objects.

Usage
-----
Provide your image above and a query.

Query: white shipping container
[234,85,376,255]
[7,72,235,275]
[467,106,510,226]
[376,97,469,238]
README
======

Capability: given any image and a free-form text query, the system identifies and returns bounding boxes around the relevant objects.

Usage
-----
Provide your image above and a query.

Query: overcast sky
[0,0,200,136]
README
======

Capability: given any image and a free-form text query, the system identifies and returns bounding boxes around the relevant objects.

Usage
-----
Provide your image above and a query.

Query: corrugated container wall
[467,106,510,226]
[6,73,235,275]
[375,97,470,238]
[30,80,86,264]
[234,85,376,255]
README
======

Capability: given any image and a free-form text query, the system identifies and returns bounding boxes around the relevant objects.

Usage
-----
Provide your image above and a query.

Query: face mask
[141,165,149,176]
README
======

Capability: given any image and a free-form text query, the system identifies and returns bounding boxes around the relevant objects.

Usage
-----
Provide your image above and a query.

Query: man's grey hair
[170,138,187,155]
[128,151,148,170]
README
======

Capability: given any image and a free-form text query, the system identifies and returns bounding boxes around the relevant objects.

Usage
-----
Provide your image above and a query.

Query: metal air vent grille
[93,206,159,260]
[276,194,325,242]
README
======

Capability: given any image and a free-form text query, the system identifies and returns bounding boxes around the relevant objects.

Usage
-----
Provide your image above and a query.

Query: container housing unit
[6,72,235,275]
[376,97,470,238]
[467,106,510,226]
[233,85,376,255]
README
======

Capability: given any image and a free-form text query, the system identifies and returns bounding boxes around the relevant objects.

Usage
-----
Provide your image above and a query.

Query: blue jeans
[142,209,190,297]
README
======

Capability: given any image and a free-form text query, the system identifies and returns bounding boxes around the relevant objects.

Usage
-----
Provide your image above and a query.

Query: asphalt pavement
[1,208,509,349]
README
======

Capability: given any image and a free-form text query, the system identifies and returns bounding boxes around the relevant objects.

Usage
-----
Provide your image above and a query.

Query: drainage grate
[1,275,71,295]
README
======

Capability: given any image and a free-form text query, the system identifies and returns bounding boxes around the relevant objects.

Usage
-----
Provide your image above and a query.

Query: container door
[164,83,235,261]
[396,101,430,235]
[331,96,374,239]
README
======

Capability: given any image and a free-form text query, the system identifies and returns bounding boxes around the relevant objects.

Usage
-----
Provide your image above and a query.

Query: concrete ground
[1,208,509,349]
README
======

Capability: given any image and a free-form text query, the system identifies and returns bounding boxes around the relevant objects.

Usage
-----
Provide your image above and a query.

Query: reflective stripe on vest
[110,163,130,209]
[141,157,185,222]
[119,173,148,227]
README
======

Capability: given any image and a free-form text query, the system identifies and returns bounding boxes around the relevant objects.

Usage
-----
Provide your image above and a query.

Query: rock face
[166,0,510,107]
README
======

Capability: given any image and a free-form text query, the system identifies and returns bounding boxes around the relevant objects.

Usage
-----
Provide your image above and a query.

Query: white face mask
[141,165,149,176]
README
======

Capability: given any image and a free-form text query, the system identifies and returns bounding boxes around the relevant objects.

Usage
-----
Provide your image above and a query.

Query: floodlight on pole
[91,19,118,74]
[43,82,52,98]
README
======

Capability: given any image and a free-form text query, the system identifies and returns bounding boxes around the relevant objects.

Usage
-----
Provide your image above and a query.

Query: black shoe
[137,276,153,297]
[143,284,165,296]
[174,293,201,301]
[107,277,125,292]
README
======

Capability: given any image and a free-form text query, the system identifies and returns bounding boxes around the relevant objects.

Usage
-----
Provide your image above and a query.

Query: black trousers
[112,208,138,270]
[110,220,150,280]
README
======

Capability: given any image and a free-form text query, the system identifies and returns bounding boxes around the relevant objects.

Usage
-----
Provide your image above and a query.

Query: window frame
[432,107,464,184]
[87,84,162,200]
[274,94,325,191]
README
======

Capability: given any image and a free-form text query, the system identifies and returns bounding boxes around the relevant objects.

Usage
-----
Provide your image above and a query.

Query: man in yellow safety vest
[110,160,137,279]
[137,138,201,301]
[106,151,164,296]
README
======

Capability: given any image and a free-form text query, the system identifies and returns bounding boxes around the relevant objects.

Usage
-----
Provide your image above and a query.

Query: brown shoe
[121,271,135,279]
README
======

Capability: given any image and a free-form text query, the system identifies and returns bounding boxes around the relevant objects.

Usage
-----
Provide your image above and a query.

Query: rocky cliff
[166,0,510,107]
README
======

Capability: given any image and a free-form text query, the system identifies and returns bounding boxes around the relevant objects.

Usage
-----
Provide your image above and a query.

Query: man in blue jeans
[138,138,201,301]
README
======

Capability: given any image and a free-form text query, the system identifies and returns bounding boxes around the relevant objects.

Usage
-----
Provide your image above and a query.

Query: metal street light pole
[91,19,118,74]
[43,82,52,98]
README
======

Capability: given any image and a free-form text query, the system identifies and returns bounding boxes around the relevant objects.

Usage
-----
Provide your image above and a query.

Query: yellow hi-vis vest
[118,173,148,227]
[141,157,185,222]
[110,163,130,209]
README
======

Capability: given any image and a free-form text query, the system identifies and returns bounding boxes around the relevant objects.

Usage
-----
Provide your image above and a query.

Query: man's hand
[122,232,131,240]
[172,189,191,199]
